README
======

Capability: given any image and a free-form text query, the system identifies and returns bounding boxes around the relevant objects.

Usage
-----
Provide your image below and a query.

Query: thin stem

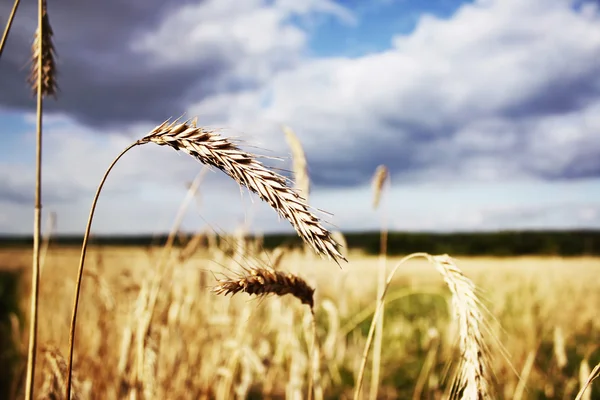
[310,308,324,400]
[369,175,389,400]
[354,252,430,400]
[24,0,43,397]
[65,141,140,399]
[0,0,21,60]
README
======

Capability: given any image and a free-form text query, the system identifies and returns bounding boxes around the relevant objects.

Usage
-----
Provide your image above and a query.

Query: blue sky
[1,0,599,235]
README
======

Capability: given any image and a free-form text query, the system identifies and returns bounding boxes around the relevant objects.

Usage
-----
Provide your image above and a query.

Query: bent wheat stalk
[283,125,310,201]
[354,253,491,400]
[65,118,344,398]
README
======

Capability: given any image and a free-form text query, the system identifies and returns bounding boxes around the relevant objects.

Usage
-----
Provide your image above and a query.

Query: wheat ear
[27,0,57,98]
[141,119,345,263]
[434,255,491,400]
[371,165,388,209]
[283,125,310,201]
[213,267,315,309]
[214,267,318,399]
[65,118,344,398]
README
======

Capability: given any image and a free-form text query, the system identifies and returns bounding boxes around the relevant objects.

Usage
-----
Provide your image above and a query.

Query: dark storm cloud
[307,125,434,188]
[0,0,252,128]
[500,68,600,120]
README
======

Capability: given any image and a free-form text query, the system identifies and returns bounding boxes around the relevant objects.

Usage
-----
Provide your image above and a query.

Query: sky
[1,0,600,235]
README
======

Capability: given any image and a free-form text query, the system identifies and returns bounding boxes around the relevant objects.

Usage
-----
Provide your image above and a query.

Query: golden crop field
[1,245,599,399]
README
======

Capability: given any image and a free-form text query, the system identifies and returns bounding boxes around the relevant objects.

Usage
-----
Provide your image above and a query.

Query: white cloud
[3,0,600,234]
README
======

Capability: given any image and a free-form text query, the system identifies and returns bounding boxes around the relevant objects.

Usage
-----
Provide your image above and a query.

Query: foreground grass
[1,246,599,399]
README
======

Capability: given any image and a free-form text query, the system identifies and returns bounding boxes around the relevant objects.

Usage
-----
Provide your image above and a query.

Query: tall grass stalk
[65,142,138,398]
[369,165,389,400]
[25,0,51,397]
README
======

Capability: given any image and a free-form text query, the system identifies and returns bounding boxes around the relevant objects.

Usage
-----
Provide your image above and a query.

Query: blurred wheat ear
[371,165,388,210]
[283,125,310,202]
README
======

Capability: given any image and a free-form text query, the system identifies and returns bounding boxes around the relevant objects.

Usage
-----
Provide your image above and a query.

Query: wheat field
[1,245,599,399]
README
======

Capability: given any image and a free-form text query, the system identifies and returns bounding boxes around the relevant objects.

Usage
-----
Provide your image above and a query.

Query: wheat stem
[0,0,20,59]
[65,142,139,398]
[369,165,389,400]
[354,252,429,400]
[24,0,45,398]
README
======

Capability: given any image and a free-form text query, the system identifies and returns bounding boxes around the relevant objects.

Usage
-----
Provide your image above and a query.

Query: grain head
[283,125,310,202]
[432,255,491,400]
[371,165,388,210]
[213,267,315,309]
[140,119,346,264]
[28,0,57,98]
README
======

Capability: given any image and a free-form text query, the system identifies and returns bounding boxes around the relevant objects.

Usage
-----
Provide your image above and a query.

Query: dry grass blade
[371,165,388,210]
[141,119,345,264]
[27,0,57,98]
[433,255,491,400]
[213,267,315,309]
[575,362,600,400]
[283,125,310,201]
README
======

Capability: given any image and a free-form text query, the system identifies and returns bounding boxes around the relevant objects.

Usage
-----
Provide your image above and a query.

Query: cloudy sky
[1,0,599,235]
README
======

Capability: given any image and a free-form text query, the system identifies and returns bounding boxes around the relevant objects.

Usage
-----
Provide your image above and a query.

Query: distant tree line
[1,230,599,256]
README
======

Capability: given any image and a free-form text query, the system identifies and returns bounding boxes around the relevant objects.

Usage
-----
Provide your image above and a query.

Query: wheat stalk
[369,164,389,400]
[65,118,343,398]
[213,267,315,309]
[141,119,345,263]
[25,1,57,398]
[0,0,21,59]
[354,253,492,400]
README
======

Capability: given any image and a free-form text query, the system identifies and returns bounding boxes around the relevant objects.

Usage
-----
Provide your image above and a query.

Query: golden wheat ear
[140,119,346,264]
[28,0,58,98]
[213,267,315,309]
